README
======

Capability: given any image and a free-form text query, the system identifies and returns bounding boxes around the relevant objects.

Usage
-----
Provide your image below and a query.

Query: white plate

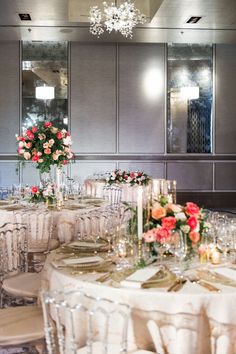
[62,256,103,266]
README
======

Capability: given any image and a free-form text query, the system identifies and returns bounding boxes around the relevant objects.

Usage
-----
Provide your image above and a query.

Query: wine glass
[169,230,187,275]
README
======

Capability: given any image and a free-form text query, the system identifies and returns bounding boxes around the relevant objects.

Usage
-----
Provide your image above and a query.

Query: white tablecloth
[0,199,108,246]
[42,251,236,354]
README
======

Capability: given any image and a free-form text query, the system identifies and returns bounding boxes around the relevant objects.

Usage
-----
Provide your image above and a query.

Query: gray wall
[1,41,236,199]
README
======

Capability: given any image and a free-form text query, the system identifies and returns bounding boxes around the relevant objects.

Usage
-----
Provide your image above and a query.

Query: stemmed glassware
[169,230,188,275]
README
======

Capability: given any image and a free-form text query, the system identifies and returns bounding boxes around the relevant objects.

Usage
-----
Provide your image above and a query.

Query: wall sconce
[180,86,199,100]
[35,85,55,100]
[35,84,55,120]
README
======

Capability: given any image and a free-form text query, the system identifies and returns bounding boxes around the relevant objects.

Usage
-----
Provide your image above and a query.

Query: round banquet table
[42,250,236,354]
[0,198,108,245]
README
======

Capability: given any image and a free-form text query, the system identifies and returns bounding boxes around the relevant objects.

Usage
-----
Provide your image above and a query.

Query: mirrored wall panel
[22,41,68,130]
[167,44,213,153]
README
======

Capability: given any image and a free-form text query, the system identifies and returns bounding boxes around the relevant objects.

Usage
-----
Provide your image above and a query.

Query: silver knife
[167,278,187,292]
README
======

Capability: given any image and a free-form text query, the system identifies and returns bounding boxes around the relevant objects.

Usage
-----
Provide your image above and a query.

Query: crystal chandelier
[89,1,146,39]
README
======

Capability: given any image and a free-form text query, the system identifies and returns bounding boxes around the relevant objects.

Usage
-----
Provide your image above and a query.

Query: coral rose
[189,231,200,244]
[63,160,68,165]
[187,216,198,230]
[31,126,38,133]
[44,148,51,155]
[152,206,166,220]
[156,227,171,243]
[162,216,176,230]
[185,202,200,216]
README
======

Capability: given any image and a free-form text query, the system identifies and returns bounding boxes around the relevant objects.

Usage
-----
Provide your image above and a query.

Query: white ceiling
[0,0,236,43]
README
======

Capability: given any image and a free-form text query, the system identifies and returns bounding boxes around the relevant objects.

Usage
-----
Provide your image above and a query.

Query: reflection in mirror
[22,41,68,130]
[167,44,213,153]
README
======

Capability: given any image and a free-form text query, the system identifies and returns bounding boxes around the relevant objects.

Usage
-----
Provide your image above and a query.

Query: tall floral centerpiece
[143,197,209,258]
[16,121,74,206]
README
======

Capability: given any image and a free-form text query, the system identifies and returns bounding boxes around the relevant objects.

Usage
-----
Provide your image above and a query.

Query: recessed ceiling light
[19,13,31,21]
[186,16,202,24]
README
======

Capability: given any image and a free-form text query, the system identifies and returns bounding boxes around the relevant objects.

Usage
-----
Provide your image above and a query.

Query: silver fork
[188,274,221,292]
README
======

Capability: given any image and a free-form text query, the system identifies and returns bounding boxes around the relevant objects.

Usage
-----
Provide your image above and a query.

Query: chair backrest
[41,290,131,354]
[103,185,122,205]
[13,210,53,253]
[0,222,28,279]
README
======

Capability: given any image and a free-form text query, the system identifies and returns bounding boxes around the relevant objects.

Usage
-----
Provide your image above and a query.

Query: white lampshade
[35,86,55,100]
[180,86,199,100]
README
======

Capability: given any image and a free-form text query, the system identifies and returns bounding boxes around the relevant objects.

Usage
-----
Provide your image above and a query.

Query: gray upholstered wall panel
[118,162,165,178]
[0,42,20,154]
[215,163,236,190]
[0,162,19,187]
[215,45,236,154]
[118,44,165,154]
[167,162,213,190]
[71,161,117,183]
[21,162,40,186]
[70,43,117,154]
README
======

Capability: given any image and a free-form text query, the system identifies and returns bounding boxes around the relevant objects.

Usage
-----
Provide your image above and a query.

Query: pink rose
[143,229,157,243]
[31,126,38,133]
[65,131,70,137]
[63,160,68,165]
[152,206,166,220]
[25,142,32,149]
[187,216,198,230]
[44,148,51,155]
[56,132,63,140]
[156,227,171,243]
[31,186,39,194]
[189,231,200,244]
[185,202,200,216]
[32,155,39,162]
[17,147,24,154]
[25,130,34,140]
[44,122,52,128]
[162,216,176,230]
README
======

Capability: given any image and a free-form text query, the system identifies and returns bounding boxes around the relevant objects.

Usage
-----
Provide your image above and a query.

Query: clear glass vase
[55,166,63,209]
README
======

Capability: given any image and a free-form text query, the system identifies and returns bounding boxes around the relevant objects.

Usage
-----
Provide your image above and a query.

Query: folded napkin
[120,267,160,289]
[214,267,236,282]
[69,241,104,250]
[62,256,103,265]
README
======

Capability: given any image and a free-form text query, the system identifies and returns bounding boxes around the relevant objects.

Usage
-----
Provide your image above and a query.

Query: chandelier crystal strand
[89,1,146,39]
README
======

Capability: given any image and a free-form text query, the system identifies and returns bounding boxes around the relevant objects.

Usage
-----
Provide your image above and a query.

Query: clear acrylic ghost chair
[0,221,42,307]
[14,210,55,271]
[0,305,45,353]
[41,289,154,354]
[0,222,28,306]
[103,185,122,206]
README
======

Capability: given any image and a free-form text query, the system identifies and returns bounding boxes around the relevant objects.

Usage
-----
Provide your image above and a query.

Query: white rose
[180,225,190,233]
[175,212,187,221]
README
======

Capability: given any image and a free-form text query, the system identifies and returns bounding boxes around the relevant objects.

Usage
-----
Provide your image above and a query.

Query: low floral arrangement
[143,197,209,253]
[29,184,55,204]
[16,121,74,173]
[106,169,150,186]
